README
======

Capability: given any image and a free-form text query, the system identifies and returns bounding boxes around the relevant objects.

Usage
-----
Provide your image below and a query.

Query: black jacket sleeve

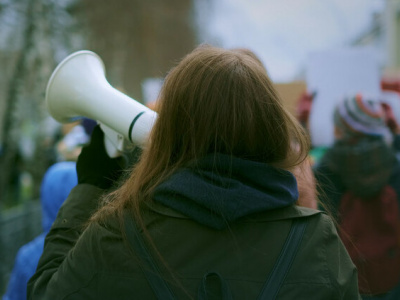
[27,184,104,300]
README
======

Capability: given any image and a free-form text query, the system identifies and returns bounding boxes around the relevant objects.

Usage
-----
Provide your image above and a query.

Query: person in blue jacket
[3,161,77,300]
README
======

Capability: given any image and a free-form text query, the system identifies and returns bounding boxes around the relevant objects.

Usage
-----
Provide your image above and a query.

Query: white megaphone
[45,50,158,157]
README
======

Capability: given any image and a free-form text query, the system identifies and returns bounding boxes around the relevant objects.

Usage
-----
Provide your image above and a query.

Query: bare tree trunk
[0,0,86,207]
[80,0,197,101]
[0,0,36,207]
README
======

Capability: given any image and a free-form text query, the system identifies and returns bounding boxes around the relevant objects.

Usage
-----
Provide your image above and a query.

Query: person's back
[28,45,360,299]
[314,94,400,299]
[3,161,77,300]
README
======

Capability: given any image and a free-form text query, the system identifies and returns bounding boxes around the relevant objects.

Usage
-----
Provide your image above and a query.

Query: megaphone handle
[104,135,121,158]
[99,123,124,158]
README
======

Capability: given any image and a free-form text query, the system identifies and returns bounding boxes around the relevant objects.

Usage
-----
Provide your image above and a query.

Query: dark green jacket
[28,184,360,299]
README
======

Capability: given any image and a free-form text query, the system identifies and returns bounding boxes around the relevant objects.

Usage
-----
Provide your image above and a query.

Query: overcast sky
[196,0,385,82]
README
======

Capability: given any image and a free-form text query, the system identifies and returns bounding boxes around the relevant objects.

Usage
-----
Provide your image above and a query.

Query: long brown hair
[92,44,310,230]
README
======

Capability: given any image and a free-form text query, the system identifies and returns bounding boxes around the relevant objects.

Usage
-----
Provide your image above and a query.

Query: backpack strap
[124,211,176,300]
[257,217,308,300]
[125,211,308,300]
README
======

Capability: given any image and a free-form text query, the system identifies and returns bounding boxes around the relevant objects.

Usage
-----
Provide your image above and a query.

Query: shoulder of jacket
[307,210,336,229]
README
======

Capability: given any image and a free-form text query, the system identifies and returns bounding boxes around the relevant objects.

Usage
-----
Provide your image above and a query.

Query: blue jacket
[3,161,77,300]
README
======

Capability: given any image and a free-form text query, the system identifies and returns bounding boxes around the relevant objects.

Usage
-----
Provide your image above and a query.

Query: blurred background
[0,0,399,295]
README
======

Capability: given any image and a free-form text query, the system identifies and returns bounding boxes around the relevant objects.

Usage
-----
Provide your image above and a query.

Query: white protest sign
[306,48,381,147]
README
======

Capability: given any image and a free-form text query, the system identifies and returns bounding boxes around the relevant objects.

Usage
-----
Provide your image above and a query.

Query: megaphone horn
[45,50,158,156]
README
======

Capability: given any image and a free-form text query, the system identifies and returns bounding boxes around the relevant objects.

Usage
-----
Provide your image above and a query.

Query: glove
[382,102,400,134]
[296,91,316,126]
[77,125,127,189]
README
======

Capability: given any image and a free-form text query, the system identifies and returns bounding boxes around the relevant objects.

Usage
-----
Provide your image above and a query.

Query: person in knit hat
[314,93,400,299]
[3,161,77,300]
[333,94,389,139]
[316,94,396,198]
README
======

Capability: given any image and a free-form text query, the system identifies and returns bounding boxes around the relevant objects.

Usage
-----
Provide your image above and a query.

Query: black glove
[77,125,127,189]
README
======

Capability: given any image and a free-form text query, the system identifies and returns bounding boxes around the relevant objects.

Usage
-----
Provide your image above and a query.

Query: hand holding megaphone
[45,50,158,157]
[76,125,127,189]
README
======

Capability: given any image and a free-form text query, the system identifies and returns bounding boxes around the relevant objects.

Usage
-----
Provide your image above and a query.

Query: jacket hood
[153,154,298,229]
[321,137,396,198]
[40,161,78,232]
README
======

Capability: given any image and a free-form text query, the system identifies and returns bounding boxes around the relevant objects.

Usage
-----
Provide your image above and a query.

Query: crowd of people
[3,44,400,299]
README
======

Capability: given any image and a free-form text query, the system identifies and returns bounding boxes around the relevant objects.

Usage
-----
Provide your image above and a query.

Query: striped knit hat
[334,94,387,137]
